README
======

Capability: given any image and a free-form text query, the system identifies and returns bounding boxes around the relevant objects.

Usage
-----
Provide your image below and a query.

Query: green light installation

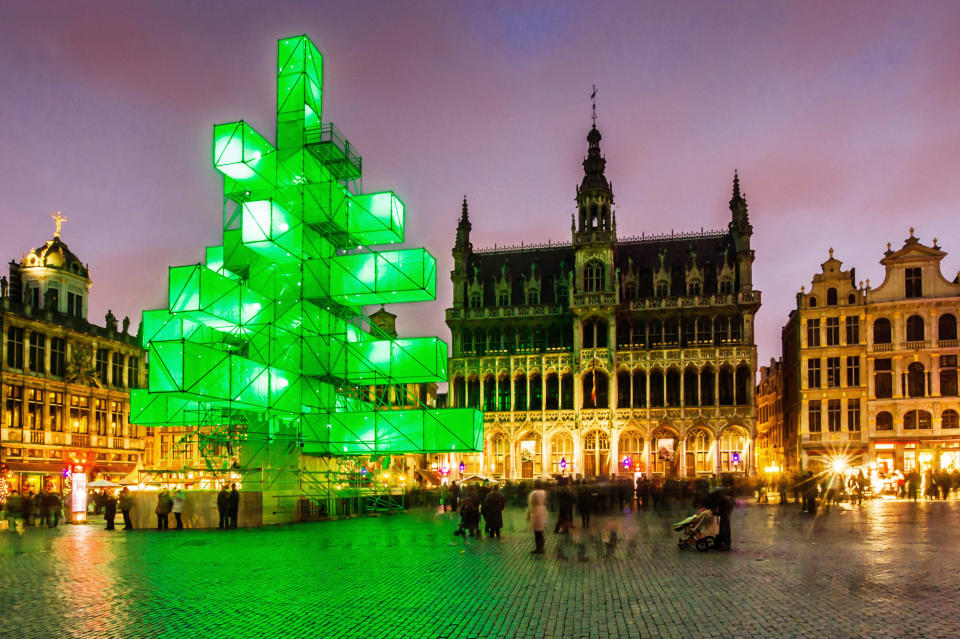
[131,35,482,455]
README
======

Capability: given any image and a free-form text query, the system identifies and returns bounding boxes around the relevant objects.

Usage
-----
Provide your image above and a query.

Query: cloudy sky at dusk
[1,1,959,370]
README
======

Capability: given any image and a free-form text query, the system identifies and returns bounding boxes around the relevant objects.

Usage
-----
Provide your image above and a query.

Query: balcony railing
[872,343,893,352]
[902,341,930,350]
[939,339,960,348]
[29,430,45,444]
[71,434,90,448]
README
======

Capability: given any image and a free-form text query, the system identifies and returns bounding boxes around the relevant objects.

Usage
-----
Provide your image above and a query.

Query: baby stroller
[673,508,716,552]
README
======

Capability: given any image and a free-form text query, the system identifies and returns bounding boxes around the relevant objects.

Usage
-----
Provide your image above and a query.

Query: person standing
[705,488,733,551]
[227,483,240,529]
[172,489,186,529]
[449,481,460,511]
[217,486,229,529]
[104,492,117,531]
[118,487,134,530]
[156,489,171,530]
[482,484,505,538]
[526,480,547,554]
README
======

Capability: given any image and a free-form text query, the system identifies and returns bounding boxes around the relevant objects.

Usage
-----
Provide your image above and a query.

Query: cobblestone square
[2,500,959,638]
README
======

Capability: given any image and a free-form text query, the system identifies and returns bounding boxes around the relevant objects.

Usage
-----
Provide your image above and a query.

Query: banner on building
[657,438,675,462]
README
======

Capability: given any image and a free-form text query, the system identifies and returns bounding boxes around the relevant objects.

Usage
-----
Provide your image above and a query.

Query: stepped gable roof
[22,236,90,279]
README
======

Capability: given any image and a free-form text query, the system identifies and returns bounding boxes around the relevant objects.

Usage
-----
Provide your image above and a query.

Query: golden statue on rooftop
[52,210,68,238]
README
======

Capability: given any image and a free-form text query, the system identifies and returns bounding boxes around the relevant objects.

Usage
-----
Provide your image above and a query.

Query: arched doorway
[651,428,679,477]
[618,430,644,473]
[719,426,748,474]
[489,432,509,476]
[582,430,610,478]
[549,432,574,476]
[685,428,713,477]
[517,432,542,478]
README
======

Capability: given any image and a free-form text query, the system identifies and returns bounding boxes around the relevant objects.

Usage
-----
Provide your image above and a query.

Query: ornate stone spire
[454,195,472,252]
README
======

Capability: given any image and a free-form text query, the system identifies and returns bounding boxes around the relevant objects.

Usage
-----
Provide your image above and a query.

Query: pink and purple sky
[1,1,959,371]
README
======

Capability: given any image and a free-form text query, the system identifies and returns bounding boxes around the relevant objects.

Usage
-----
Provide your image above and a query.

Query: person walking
[526,480,547,554]
[576,480,593,529]
[104,492,117,531]
[449,481,460,511]
[48,492,62,528]
[482,484,505,538]
[172,489,186,529]
[118,487,134,530]
[217,486,229,529]
[554,479,575,534]
[227,483,240,529]
[156,489,172,530]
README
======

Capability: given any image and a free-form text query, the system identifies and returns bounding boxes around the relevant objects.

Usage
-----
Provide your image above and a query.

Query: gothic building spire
[455,194,472,252]
[574,98,614,244]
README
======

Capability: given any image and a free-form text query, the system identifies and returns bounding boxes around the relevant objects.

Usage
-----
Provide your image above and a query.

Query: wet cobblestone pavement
[2,500,960,638]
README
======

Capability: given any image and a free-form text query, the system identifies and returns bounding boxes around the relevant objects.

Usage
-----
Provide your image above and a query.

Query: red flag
[590,369,597,407]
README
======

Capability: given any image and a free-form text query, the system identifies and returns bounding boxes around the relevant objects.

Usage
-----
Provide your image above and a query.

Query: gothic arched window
[584,261,605,292]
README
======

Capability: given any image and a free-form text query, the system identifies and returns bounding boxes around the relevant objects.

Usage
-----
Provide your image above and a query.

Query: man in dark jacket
[217,486,229,529]
[482,485,506,538]
[227,483,240,529]
[703,488,733,551]
[104,493,117,530]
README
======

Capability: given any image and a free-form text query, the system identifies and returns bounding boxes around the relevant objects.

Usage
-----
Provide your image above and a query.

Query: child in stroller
[454,495,481,537]
[673,503,716,552]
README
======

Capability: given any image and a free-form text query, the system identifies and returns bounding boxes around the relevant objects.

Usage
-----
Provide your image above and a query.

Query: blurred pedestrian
[527,480,547,554]
[482,484,505,538]
[172,489,186,529]
[554,479,575,534]
[456,495,480,537]
[576,480,593,529]
[156,489,172,530]
[228,483,240,528]
[118,487,134,530]
[217,486,229,529]
[449,481,460,511]
[104,492,117,531]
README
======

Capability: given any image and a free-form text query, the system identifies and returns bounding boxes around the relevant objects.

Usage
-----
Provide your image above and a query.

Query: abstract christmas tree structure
[130,35,483,460]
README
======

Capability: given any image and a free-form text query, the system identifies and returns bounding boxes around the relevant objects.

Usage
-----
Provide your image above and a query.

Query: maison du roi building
[444,122,761,480]
[780,231,960,476]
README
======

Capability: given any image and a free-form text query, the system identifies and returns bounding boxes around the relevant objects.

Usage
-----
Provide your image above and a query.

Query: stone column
[541,433,549,478]
[610,429,619,477]
[643,436,651,479]
[713,435,722,475]
[678,434,687,477]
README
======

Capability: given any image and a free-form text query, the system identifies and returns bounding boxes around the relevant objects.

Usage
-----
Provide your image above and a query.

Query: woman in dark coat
[482,485,506,538]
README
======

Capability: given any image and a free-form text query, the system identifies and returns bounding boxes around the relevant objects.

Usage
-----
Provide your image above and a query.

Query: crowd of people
[0,482,242,533]
[444,475,740,556]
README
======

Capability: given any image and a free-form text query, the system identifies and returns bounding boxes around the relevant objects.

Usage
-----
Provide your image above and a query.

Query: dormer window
[688,281,702,296]
[497,291,510,307]
[556,285,569,306]
[719,279,733,295]
[624,283,637,301]
[526,289,539,306]
[655,282,669,298]
[470,293,482,308]
[905,267,922,298]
